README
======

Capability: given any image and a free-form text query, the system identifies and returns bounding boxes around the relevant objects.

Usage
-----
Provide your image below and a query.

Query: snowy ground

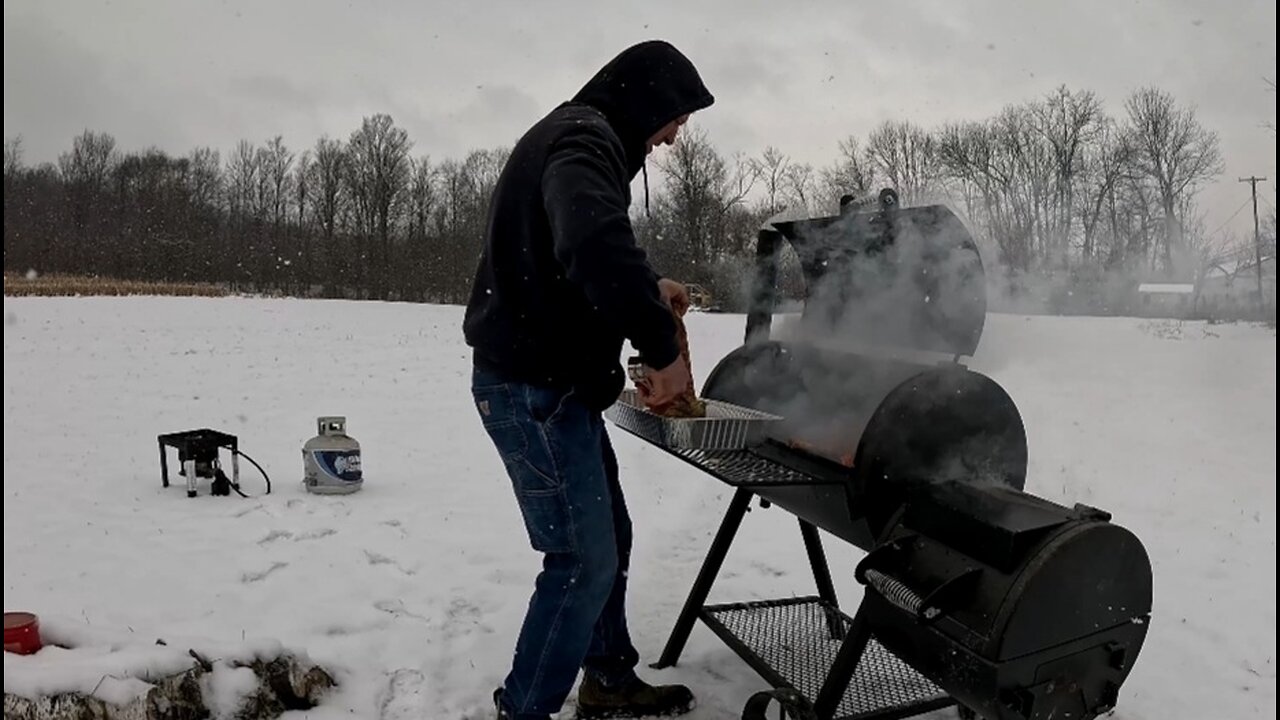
[3,296,1276,720]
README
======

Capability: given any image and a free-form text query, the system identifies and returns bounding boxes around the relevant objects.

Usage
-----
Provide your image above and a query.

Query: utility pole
[1239,175,1268,308]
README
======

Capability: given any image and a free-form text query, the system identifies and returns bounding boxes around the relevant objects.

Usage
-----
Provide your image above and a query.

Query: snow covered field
[3,296,1276,719]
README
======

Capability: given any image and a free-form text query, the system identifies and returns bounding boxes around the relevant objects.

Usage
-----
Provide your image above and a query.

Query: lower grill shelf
[699,597,951,720]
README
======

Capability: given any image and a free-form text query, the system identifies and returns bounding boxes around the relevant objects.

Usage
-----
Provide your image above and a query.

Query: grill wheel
[741,688,817,720]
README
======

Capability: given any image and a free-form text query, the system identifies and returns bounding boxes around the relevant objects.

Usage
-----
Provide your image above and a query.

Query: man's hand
[636,357,692,410]
[658,278,690,317]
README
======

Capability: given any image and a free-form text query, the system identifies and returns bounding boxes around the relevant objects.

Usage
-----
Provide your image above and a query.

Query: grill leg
[798,519,843,640]
[813,602,958,720]
[158,439,170,488]
[812,603,873,720]
[653,486,754,669]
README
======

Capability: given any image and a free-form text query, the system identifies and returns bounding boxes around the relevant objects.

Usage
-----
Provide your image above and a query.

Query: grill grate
[701,597,947,719]
[668,448,841,487]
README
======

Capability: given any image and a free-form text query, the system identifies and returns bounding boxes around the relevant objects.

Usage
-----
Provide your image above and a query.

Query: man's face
[646,114,690,155]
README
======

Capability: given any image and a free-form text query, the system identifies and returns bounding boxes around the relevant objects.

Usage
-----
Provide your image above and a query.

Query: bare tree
[406,156,436,241]
[403,155,438,297]
[654,126,729,271]
[722,151,761,256]
[652,125,759,282]
[1031,86,1103,265]
[226,140,260,222]
[1123,87,1224,274]
[463,147,510,199]
[222,140,264,285]
[4,136,22,179]
[253,136,294,286]
[936,110,1042,270]
[753,146,790,215]
[3,136,21,258]
[865,120,938,205]
[185,147,222,211]
[437,148,512,300]
[252,146,272,223]
[53,131,118,271]
[294,150,311,228]
[261,136,294,228]
[430,157,478,301]
[818,136,875,211]
[346,114,411,295]
[995,104,1057,269]
[783,162,815,214]
[1076,119,1133,264]
[310,136,345,241]
[936,121,991,220]
[58,130,117,188]
[292,150,312,287]
[724,151,759,213]
[5,82,1255,317]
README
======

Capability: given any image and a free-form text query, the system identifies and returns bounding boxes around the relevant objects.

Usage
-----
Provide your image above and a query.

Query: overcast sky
[5,0,1275,239]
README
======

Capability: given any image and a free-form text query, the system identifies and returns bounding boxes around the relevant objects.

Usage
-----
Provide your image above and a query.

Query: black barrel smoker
[605,191,1153,720]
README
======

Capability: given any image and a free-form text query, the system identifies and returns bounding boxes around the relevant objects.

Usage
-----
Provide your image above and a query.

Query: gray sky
[5,0,1275,240]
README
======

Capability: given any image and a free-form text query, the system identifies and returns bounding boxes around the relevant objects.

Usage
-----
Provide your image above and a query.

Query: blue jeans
[472,368,640,720]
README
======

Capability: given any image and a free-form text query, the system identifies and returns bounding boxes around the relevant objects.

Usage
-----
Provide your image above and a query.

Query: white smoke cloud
[714,196,1027,494]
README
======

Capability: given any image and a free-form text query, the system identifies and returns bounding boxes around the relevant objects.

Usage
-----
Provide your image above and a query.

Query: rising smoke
[707,197,1028,494]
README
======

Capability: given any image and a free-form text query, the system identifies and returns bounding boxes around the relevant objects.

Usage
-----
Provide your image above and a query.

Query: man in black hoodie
[463,41,714,720]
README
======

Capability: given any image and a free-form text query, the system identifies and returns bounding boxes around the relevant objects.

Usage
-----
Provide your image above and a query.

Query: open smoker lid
[771,197,987,358]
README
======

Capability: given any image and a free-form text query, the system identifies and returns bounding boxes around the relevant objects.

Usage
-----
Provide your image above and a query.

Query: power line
[1256,192,1276,216]
[1239,175,1268,306]
[1206,197,1253,240]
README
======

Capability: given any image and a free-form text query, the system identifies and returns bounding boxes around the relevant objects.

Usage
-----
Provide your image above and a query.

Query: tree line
[4,84,1273,315]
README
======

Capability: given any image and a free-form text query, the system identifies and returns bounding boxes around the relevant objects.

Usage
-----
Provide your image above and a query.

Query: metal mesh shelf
[669,448,830,486]
[700,597,949,720]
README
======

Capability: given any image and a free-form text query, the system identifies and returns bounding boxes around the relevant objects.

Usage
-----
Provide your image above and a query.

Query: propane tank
[303,416,363,494]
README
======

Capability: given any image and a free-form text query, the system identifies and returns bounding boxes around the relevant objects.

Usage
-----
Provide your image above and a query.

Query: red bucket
[3,612,43,655]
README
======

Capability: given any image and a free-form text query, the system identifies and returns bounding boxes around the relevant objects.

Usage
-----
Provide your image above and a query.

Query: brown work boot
[576,675,695,719]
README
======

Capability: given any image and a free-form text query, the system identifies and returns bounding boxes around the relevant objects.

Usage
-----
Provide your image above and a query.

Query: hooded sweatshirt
[462,41,715,410]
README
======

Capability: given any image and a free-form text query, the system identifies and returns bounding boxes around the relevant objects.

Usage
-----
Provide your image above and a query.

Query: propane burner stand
[157,428,272,498]
[158,428,240,498]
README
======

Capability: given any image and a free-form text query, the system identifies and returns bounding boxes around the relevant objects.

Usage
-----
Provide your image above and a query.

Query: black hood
[571,40,715,176]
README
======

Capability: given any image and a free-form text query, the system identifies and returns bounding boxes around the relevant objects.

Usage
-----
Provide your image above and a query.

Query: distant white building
[1137,282,1195,294]
[1136,282,1195,315]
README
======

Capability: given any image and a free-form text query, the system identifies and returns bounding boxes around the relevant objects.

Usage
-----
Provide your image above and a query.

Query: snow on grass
[3,296,1276,719]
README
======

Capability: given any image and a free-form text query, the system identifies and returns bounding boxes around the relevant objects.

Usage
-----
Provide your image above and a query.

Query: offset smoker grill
[605,191,1153,720]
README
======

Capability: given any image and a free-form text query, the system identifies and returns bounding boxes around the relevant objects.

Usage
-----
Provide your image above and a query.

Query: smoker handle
[744,227,783,345]
[863,568,937,620]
